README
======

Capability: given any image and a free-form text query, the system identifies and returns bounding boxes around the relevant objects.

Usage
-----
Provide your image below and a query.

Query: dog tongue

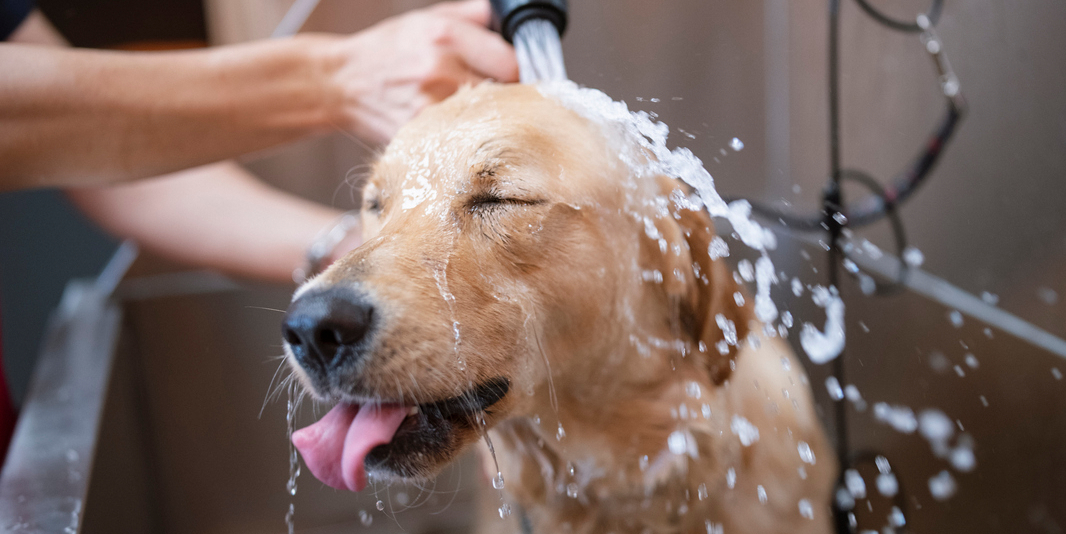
[292,402,407,492]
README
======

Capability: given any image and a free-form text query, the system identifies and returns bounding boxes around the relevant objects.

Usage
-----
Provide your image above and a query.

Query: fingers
[428,0,518,82]
[429,0,491,26]
[447,19,519,82]
[422,55,488,102]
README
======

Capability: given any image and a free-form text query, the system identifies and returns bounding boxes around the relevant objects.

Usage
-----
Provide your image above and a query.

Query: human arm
[1,0,517,191]
[66,161,361,284]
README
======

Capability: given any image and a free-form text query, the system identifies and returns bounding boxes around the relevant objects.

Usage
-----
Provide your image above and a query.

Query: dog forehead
[378,86,584,185]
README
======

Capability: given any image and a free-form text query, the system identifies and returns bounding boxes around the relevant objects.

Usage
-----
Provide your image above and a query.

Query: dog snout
[283,288,375,372]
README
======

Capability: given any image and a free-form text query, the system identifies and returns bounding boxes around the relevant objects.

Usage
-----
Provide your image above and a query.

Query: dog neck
[492,338,741,533]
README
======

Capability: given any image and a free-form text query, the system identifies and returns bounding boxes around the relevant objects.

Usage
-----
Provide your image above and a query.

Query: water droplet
[730,415,760,446]
[531,414,540,425]
[493,472,505,490]
[835,487,855,511]
[875,455,891,474]
[498,504,512,518]
[1053,368,1063,380]
[965,353,979,369]
[359,510,373,526]
[928,470,957,501]
[726,467,736,489]
[797,441,816,464]
[858,273,876,295]
[825,376,844,401]
[668,430,690,455]
[556,423,566,440]
[798,498,814,519]
[781,311,793,328]
[951,445,976,472]
[980,291,999,305]
[737,260,755,282]
[833,212,849,226]
[889,505,907,527]
[874,402,918,433]
[376,500,385,511]
[1038,286,1059,305]
[757,485,767,503]
[916,13,931,30]
[844,469,867,499]
[928,351,950,373]
[567,462,576,476]
[686,381,702,399]
[877,473,899,497]
[948,310,964,328]
[566,483,579,498]
[729,137,745,151]
[903,246,924,267]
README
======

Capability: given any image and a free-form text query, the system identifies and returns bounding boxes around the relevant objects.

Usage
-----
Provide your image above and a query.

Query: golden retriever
[283,82,835,533]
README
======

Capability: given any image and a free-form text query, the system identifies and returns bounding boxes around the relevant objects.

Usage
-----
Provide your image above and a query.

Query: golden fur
[296,83,835,533]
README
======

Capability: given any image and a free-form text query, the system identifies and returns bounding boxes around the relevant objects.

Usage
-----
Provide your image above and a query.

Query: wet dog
[282,82,835,533]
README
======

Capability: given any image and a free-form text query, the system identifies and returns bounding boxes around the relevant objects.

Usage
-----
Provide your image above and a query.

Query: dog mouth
[292,377,509,492]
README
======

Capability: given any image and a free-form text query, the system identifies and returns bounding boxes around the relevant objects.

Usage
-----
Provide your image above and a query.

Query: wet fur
[293,83,835,533]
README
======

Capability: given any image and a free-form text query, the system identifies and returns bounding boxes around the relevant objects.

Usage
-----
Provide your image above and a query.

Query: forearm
[1,37,344,190]
[67,161,346,283]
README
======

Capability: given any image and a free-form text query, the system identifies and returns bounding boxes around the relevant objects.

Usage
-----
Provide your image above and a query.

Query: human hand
[327,0,519,145]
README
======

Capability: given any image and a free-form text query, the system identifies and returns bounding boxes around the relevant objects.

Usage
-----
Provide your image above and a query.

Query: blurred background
[1,0,1064,532]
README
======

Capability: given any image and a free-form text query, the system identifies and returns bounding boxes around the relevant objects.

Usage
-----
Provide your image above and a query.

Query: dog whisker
[260,358,295,419]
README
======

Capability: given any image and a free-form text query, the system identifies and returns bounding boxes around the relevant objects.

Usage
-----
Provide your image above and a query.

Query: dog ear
[648,179,753,384]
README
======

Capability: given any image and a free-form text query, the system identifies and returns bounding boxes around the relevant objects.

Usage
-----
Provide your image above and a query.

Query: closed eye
[469,194,543,215]
[364,196,382,214]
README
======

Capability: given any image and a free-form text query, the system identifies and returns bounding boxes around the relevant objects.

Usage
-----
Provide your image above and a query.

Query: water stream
[285,381,300,534]
[513,19,568,83]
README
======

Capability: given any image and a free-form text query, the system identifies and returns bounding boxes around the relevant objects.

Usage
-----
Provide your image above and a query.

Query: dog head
[283,83,751,491]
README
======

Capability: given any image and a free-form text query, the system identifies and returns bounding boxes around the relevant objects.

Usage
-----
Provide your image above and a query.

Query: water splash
[514,19,567,83]
[799,285,845,364]
[539,81,783,331]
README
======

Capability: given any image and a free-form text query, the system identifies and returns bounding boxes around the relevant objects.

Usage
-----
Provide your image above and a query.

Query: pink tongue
[292,403,407,492]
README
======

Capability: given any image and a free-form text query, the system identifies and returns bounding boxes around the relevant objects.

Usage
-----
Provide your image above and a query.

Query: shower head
[489,0,568,44]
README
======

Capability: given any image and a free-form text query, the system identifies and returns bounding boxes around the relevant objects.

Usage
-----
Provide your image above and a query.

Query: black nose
[282,288,375,371]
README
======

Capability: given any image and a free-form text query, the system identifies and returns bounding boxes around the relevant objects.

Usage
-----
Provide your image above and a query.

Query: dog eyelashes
[468,195,543,216]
